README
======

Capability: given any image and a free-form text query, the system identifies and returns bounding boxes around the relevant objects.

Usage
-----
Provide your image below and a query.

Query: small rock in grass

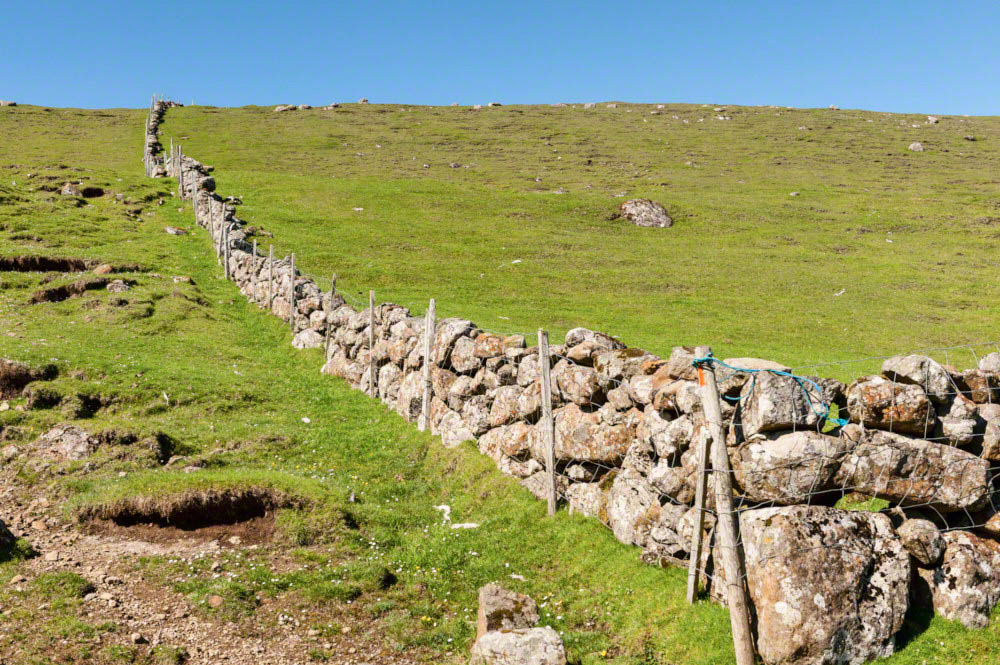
[164,226,187,235]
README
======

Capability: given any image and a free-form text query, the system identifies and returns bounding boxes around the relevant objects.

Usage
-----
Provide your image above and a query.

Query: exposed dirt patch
[29,277,109,303]
[78,487,296,530]
[0,255,95,272]
[85,514,277,545]
[0,358,57,399]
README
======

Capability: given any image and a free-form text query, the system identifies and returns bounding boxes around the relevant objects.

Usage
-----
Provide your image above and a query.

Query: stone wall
[151,103,1000,665]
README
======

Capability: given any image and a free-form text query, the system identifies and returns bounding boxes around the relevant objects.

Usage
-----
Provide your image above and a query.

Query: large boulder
[433,318,476,368]
[476,583,539,640]
[914,530,1000,629]
[741,506,910,665]
[731,431,850,504]
[394,371,424,421]
[846,376,936,436]
[835,425,989,513]
[616,198,673,228]
[470,627,566,665]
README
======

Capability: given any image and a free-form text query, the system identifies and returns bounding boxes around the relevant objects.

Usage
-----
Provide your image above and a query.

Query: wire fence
[148,99,1000,665]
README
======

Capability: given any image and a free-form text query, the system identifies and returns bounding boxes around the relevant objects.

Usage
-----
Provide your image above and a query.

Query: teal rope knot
[691,351,849,428]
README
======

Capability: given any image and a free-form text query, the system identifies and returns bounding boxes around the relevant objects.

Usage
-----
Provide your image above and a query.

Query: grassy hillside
[1,103,999,664]
[150,102,1000,366]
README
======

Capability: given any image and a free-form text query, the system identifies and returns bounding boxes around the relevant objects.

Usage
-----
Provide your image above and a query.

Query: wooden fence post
[288,253,296,329]
[687,365,713,603]
[368,290,376,397]
[538,329,557,516]
[251,239,258,298]
[419,298,436,432]
[177,147,184,199]
[324,274,337,356]
[223,222,231,280]
[267,245,274,307]
[695,345,755,665]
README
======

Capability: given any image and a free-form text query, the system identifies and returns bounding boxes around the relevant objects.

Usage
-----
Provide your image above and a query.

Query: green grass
[1,103,1000,664]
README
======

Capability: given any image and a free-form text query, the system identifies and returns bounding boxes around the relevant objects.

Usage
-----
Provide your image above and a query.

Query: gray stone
[881,355,954,404]
[470,627,566,665]
[846,375,936,436]
[476,583,539,640]
[291,329,324,349]
[36,425,98,460]
[741,506,910,665]
[618,199,673,228]
[914,530,1000,629]
[835,425,989,513]
[731,431,850,505]
[897,518,944,566]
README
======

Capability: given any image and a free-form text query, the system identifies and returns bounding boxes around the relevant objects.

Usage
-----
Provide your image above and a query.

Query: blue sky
[5,1,998,114]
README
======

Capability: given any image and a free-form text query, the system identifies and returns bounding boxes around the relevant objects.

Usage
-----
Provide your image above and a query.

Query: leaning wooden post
[538,329,557,516]
[251,238,258,298]
[687,360,714,603]
[288,253,296,329]
[324,274,337,355]
[267,245,274,307]
[177,147,184,199]
[695,345,755,665]
[419,298,436,431]
[222,222,231,280]
[368,290,376,397]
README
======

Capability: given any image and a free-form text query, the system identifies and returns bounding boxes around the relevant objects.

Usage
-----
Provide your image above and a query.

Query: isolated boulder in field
[897,518,945,566]
[35,425,98,460]
[470,627,566,665]
[835,425,989,513]
[476,583,539,640]
[0,101,16,107]
[914,530,1000,629]
[741,506,910,665]
[617,199,673,228]
[881,355,954,404]
[274,104,295,112]
[846,375,935,436]
[731,431,850,505]
[291,329,324,349]
[909,142,924,152]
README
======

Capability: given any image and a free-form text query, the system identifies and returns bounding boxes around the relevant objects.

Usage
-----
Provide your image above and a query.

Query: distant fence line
[143,99,1000,665]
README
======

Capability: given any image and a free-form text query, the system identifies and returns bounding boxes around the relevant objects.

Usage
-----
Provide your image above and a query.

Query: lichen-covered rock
[606,468,659,546]
[437,408,476,448]
[377,363,402,405]
[35,425,98,460]
[291,329,324,349]
[651,378,700,414]
[835,425,989,513]
[462,395,492,435]
[741,506,910,665]
[553,360,603,406]
[395,371,424,422]
[935,394,978,447]
[617,198,673,228]
[563,328,624,351]
[846,375,936,436]
[882,354,954,404]
[960,369,998,404]
[977,403,1000,461]
[566,482,607,518]
[664,346,699,381]
[544,403,632,465]
[450,335,482,374]
[717,358,792,396]
[476,583,539,640]
[735,372,835,438]
[647,456,697,504]
[433,318,475,367]
[489,385,522,427]
[731,431,850,505]
[897,518,945,566]
[642,502,689,564]
[470,626,566,665]
[979,352,1000,374]
[593,348,655,390]
[914,530,1000,629]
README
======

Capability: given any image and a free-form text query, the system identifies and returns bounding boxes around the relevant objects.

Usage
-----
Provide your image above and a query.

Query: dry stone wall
[149,103,1000,665]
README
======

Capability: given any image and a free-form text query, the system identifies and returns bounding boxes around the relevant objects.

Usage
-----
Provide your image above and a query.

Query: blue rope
[692,351,849,428]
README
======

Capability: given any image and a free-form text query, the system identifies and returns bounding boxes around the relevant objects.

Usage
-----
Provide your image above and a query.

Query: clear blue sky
[6,1,998,114]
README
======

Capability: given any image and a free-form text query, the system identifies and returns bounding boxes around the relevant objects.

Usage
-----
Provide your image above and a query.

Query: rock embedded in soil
[616,198,673,228]
[476,583,539,640]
